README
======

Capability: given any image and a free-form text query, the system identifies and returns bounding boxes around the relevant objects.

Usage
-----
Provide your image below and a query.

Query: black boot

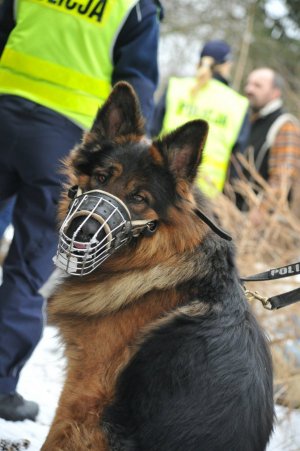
[0,392,39,421]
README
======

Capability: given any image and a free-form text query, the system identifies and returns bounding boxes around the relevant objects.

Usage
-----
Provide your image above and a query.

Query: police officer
[0,0,162,421]
[151,40,249,197]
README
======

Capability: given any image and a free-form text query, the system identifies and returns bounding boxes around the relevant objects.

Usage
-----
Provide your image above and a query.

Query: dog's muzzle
[54,187,157,276]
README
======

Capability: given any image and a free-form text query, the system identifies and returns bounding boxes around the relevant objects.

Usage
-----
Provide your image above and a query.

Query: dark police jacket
[247,103,285,180]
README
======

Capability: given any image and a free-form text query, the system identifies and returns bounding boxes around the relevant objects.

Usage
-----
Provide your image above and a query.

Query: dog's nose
[66,216,104,243]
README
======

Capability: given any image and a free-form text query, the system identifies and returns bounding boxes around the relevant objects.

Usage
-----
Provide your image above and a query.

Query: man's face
[245,69,280,112]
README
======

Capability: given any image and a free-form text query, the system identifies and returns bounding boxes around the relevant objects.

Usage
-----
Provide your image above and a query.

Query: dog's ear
[154,120,209,183]
[91,82,145,139]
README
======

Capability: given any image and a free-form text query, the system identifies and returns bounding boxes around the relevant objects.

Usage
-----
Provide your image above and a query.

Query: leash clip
[244,289,273,310]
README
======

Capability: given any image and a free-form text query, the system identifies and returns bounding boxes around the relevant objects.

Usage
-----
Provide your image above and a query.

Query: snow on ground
[0,327,65,450]
[0,326,300,450]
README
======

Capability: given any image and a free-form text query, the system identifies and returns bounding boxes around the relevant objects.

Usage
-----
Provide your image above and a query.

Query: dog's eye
[132,194,145,203]
[97,174,108,184]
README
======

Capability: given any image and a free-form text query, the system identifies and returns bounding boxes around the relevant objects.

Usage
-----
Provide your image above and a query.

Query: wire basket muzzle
[54,190,132,276]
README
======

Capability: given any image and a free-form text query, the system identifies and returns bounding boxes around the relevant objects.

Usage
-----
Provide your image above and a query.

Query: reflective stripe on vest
[162,77,249,197]
[0,0,138,129]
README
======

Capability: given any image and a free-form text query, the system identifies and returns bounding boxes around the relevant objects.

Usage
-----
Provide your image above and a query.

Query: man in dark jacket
[241,67,300,223]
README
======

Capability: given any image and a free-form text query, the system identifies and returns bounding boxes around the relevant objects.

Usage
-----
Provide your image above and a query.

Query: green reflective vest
[162,77,249,196]
[0,0,138,129]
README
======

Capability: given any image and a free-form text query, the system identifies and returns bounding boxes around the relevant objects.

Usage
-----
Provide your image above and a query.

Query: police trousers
[0,95,83,393]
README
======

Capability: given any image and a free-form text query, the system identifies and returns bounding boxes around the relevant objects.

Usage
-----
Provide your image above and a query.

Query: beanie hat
[200,40,232,64]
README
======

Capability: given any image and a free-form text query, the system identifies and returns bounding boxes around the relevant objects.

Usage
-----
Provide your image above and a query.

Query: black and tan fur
[42,82,274,451]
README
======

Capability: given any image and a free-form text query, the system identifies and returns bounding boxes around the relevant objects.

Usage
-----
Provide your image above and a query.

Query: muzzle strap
[131,219,158,237]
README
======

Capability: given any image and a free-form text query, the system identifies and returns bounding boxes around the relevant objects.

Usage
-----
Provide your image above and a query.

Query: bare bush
[213,160,300,409]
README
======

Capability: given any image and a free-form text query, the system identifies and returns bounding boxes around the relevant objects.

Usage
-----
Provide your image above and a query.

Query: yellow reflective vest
[162,77,249,196]
[0,0,138,129]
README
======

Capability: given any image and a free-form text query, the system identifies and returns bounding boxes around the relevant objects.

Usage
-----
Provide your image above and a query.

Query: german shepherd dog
[42,82,274,451]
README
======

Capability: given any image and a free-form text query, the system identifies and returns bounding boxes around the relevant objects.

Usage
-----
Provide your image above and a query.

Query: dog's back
[42,82,274,451]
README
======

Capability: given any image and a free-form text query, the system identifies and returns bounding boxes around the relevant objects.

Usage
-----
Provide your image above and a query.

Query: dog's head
[56,82,215,275]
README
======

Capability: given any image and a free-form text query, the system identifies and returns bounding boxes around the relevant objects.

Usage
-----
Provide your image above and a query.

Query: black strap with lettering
[241,261,300,310]
[241,261,300,282]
